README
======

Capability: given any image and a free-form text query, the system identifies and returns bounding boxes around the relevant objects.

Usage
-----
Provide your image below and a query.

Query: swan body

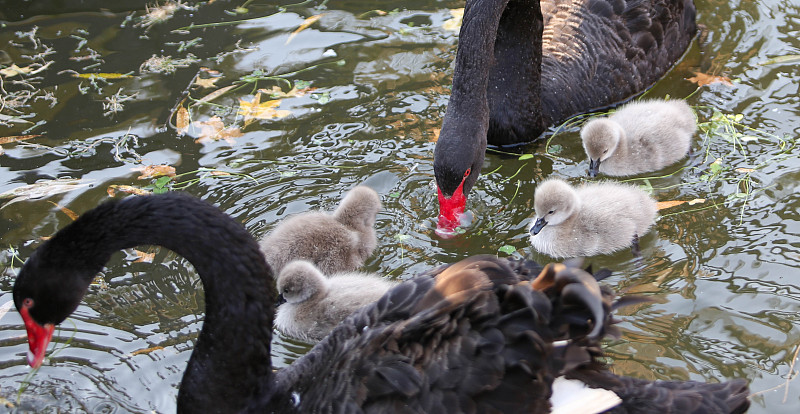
[434,0,697,233]
[529,178,657,257]
[260,185,381,274]
[13,193,749,413]
[582,99,697,177]
[275,260,398,342]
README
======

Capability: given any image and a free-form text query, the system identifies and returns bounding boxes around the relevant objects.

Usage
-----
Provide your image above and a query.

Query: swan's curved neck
[43,195,277,413]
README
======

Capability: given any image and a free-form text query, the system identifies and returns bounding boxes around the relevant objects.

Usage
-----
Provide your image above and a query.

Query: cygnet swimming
[581,99,696,177]
[260,185,381,274]
[529,178,657,258]
[275,260,398,342]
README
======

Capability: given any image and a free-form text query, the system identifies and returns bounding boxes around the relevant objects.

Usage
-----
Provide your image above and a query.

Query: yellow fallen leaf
[194,77,220,88]
[176,105,190,135]
[656,200,687,210]
[238,93,291,127]
[0,134,42,145]
[735,167,755,173]
[286,14,325,44]
[258,85,315,98]
[46,200,79,221]
[687,71,733,87]
[195,116,243,143]
[442,8,464,31]
[135,164,176,180]
[687,198,706,205]
[72,72,133,79]
[0,64,33,78]
[107,185,152,197]
[196,84,236,104]
[134,249,155,263]
[131,345,164,356]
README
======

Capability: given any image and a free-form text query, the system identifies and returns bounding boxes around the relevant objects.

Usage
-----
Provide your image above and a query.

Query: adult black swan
[434,0,697,234]
[13,193,748,413]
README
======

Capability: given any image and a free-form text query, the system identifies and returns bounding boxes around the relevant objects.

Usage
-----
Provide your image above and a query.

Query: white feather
[550,376,622,414]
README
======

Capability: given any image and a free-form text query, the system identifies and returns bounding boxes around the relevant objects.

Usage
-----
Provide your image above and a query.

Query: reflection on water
[1,0,799,412]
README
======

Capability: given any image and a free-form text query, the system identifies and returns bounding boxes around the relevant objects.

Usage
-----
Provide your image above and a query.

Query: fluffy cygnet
[581,99,696,177]
[260,186,381,275]
[275,260,398,342]
[528,179,657,258]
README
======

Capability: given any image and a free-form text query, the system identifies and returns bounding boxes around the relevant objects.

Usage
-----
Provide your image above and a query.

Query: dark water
[0,0,798,412]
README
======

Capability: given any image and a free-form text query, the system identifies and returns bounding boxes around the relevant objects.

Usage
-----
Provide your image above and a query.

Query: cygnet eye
[602,149,608,154]
[283,287,290,293]
[548,210,555,215]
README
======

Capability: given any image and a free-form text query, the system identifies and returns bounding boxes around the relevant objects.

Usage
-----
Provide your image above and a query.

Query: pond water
[0,0,798,412]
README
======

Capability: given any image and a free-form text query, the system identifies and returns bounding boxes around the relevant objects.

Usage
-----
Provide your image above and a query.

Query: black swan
[13,193,749,413]
[433,0,697,234]
[260,185,381,274]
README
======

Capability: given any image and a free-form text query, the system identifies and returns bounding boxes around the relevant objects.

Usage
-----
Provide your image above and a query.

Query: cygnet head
[530,179,579,235]
[334,186,382,232]
[277,260,328,304]
[581,119,623,177]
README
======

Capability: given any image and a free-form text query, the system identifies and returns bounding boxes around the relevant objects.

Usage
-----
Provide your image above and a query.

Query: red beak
[20,304,55,368]
[436,169,470,236]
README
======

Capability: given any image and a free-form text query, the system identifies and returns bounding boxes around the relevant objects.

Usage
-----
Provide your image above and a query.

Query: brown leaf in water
[46,200,79,221]
[209,170,231,176]
[686,71,733,87]
[195,116,242,143]
[131,345,164,356]
[0,134,42,145]
[135,165,176,180]
[194,77,220,88]
[196,84,236,104]
[176,105,190,135]
[656,200,687,210]
[287,14,325,44]
[107,185,152,197]
[134,249,155,263]
[237,93,291,127]
[735,167,755,173]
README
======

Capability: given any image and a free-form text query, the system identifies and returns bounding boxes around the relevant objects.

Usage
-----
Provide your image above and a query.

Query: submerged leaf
[758,55,800,66]
[194,77,220,88]
[687,72,733,87]
[195,116,242,143]
[0,134,42,145]
[176,105,190,135]
[107,185,152,197]
[196,84,236,104]
[0,178,93,205]
[287,14,325,44]
[135,164,177,179]
[46,200,79,221]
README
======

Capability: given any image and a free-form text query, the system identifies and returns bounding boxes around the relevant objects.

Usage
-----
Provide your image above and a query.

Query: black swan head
[433,0,696,235]
[13,193,748,413]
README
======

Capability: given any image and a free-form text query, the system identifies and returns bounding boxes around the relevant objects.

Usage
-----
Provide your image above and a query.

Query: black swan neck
[35,194,277,413]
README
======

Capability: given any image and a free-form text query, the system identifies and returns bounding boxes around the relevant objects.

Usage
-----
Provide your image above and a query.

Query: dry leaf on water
[735,167,755,173]
[286,14,325,44]
[131,345,164,356]
[46,200,79,221]
[196,84,236,104]
[687,71,733,87]
[238,93,291,127]
[195,116,242,143]
[0,134,42,145]
[258,85,315,98]
[194,77,220,88]
[134,249,156,263]
[176,105,190,135]
[107,185,152,197]
[656,198,707,210]
[0,178,93,206]
[135,164,176,180]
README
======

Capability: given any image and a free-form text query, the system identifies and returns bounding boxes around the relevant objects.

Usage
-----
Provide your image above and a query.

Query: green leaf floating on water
[498,245,516,255]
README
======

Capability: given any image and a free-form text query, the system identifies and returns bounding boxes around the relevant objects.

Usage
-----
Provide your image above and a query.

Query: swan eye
[22,298,34,308]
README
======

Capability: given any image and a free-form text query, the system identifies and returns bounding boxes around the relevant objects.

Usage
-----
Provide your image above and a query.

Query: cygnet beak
[588,159,600,177]
[277,294,287,306]
[530,217,548,235]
